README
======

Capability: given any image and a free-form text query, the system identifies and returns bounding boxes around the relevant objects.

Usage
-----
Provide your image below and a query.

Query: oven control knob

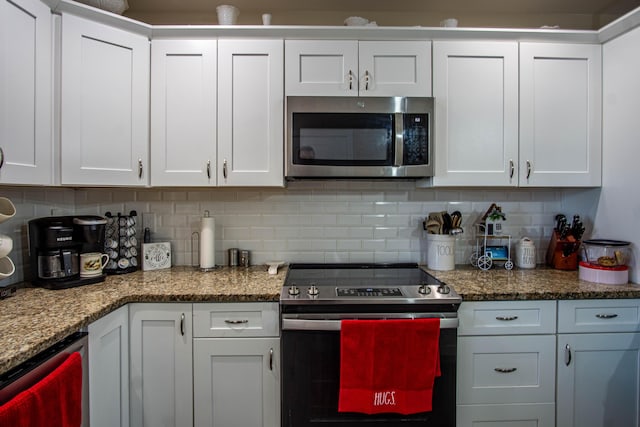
[418,284,431,295]
[437,284,451,295]
[307,284,319,296]
[288,285,300,296]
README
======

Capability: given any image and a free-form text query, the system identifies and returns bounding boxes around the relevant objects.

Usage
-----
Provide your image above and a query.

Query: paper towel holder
[191,231,220,272]
[191,210,220,272]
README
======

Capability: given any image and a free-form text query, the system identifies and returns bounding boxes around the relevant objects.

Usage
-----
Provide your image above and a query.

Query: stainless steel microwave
[286,96,434,179]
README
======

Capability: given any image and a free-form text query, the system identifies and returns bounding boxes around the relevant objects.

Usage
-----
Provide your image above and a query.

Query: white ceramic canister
[516,237,536,269]
[426,234,455,271]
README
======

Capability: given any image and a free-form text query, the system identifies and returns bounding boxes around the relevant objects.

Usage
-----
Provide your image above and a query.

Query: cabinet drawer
[457,403,555,427]
[558,299,640,333]
[193,302,279,338]
[457,335,556,404]
[459,301,556,335]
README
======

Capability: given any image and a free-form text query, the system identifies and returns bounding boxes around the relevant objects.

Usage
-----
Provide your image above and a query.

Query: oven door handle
[282,317,459,331]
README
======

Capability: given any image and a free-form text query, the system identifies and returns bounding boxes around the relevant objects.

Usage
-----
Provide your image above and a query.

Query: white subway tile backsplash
[0,184,594,282]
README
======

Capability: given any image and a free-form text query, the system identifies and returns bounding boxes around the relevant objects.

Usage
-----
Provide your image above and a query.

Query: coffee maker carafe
[28,216,107,289]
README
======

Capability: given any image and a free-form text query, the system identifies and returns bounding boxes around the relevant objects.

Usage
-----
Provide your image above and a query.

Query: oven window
[291,113,394,166]
[282,329,456,427]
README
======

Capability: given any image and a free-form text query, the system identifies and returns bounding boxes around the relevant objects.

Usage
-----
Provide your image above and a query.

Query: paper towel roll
[199,212,215,269]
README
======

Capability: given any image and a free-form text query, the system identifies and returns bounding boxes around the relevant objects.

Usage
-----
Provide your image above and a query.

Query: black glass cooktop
[285,263,442,288]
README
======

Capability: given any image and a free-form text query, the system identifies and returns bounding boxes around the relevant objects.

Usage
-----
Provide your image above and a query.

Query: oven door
[281,316,457,427]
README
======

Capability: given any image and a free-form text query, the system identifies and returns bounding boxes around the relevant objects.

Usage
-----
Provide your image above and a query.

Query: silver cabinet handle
[138,159,143,179]
[565,344,572,366]
[348,70,354,91]
[494,367,517,373]
[509,159,514,179]
[496,315,518,321]
[223,159,228,179]
[596,313,619,319]
[180,313,185,336]
[526,160,532,180]
[206,160,211,179]
[224,319,249,325]
[0,147,4,169]
[364,70,370,91]
[269,348,273,371]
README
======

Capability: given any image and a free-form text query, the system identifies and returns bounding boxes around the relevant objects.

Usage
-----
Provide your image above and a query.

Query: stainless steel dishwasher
[0,331,89,426]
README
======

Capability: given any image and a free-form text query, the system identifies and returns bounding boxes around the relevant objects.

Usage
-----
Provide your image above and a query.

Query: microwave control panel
[403,114,429,165]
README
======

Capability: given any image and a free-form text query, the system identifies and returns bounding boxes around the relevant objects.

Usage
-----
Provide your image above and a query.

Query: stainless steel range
[280,263,461,427]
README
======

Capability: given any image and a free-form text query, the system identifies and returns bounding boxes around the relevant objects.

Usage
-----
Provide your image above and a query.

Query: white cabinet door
[358,41,431,97]
[88,305,129,427]
[284,40,358,96]
[193,338,280,427]
[557,332,640,427]
[432,41,519,186]
[457,403,556,427]
[285,40,430,97]
[519,43,602,187]
[61,13,149,186]
[217,39,284,187]
[129,303,193,427]
[0,0,52,185]
[151,39,217,186]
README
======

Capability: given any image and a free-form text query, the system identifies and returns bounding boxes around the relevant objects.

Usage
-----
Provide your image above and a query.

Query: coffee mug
[0,234,13,258]
[0,197,16,224]
[0,256,15,279]
[80,252,109,277]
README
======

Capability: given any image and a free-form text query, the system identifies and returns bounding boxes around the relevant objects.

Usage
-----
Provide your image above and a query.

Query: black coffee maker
[28,216,107,289]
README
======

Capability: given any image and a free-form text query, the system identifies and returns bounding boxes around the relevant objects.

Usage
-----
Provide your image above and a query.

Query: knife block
[546,230,579,270]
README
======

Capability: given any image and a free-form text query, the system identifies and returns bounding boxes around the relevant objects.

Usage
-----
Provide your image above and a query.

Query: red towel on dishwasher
[0,351,82,427]
[338,318,440,415]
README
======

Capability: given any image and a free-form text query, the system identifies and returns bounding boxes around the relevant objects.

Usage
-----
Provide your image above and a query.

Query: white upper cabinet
[150,39,217,186]
[0,0,52,185]
[217,39,284,187]
[60,13,150,186]
[519,42,602,187]
[285,40,431,97]
[432,41,519,186]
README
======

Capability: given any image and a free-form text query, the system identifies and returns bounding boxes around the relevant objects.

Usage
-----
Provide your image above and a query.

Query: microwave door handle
[394,113,404,167]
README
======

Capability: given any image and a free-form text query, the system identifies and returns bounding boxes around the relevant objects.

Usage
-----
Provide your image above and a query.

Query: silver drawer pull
[494,367,517,373]
[496,316,518,321]
[224,319,249,325]
[269,348,273,371]
[595,313,618,319]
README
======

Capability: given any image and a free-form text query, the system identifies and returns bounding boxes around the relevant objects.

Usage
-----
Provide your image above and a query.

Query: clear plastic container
[581,239,631,268]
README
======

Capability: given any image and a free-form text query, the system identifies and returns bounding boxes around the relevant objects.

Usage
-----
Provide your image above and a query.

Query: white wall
[598,26,640,283]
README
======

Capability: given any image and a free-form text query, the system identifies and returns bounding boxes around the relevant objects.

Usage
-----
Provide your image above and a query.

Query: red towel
[0,351,83,427]
[338,318,440,415]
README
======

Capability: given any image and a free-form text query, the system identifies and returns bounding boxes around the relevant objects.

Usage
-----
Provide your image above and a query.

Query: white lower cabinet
[458,403,556,426]
[193,338,280,427]
[88,305,129,427]
[457,301,556,427]
[129,303,193,427]
[193,303,280,427]
[556,299,640,427]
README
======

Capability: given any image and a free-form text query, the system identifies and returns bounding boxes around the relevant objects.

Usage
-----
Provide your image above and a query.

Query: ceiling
[123,0,640,29]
